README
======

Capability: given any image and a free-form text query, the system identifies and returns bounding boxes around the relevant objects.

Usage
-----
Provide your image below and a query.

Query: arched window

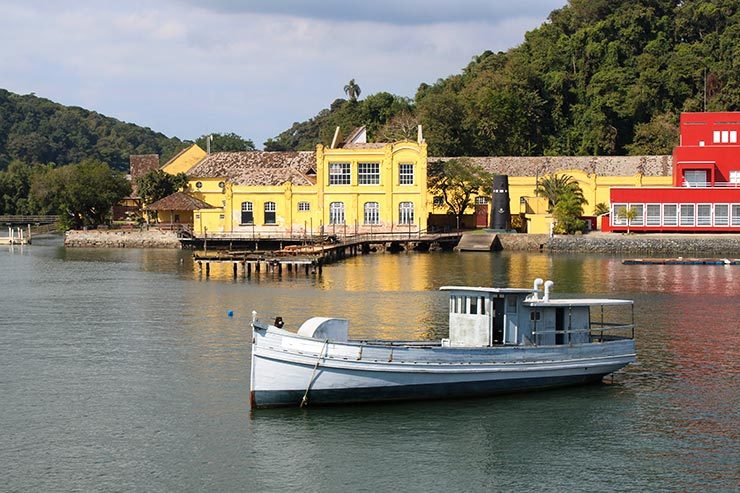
[241,202,253,224]
[264,202,276,224]
[364,202,379,225]
[329,202,345,225]
[399,202,414,225]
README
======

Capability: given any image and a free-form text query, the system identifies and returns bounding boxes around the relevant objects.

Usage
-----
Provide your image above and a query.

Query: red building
[605,112,740,232]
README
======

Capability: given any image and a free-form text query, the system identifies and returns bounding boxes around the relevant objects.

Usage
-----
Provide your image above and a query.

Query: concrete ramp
[455,233,499,252]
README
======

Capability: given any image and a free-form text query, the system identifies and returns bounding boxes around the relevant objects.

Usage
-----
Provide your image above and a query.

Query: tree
[535,174,585,211]
[344,79,361,101]
[376,111,420,142]
[428,158,493,229]
[30,159,131,229]
[593,202,610,215]
[552,192,586,234]
[616,205,638,234]
[195,133,255,153]
[135,169,189,205]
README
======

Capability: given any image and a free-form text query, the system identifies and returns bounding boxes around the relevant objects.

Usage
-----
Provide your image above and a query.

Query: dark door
[492,298,505,344]
[475,204,489,228]
[555,307,565,345]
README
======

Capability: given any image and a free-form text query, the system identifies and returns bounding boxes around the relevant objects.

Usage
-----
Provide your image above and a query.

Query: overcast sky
[1,0,566,148]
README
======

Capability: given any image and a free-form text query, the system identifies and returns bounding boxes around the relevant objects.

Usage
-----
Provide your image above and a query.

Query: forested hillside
[0,89,185,171]
[268,0,739,156]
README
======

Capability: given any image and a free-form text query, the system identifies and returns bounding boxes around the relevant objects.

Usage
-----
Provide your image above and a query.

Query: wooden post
[247,262,252,275]
[233,263,237,277]
[205,262,210,276]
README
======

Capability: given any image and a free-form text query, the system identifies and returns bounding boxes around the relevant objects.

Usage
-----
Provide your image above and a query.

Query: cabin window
[469,297,477,315]
[460,296,467,314]
[479,296,486,315]
[507,296,517,313]
[530,311,541,321]
[241,201,253,224]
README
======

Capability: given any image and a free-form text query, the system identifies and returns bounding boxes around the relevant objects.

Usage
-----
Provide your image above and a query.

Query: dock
[623,258,740,265]
[192,232,462,277]
[0,226,32,245]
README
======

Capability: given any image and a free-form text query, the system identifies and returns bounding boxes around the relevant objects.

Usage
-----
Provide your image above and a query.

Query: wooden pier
[0,226,32,245]
[192,232,462,278]
[623,258,740,265]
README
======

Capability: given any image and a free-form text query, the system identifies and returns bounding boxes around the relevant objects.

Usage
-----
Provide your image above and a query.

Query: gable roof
[187,151,316,186]
[147,192,215,211]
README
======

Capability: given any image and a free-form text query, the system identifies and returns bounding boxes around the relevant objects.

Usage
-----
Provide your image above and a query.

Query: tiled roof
[147,192,215,211]
[187,151,316,185]
[429,155,673,177]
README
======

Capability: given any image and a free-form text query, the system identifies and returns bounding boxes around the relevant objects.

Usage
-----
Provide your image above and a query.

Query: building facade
[605,112,740,232]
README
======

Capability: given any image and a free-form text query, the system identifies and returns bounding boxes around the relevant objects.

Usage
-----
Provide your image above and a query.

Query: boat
[249,279,636,409]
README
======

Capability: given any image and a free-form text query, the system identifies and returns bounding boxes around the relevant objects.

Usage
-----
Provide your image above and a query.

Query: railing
[529,303,635,346]
[193,228,461,243]
[682,181,740,188]
[0,215,60,224]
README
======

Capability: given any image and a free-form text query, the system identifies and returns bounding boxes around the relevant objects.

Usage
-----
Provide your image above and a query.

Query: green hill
[0,89,185,171]
[267,0,739,156]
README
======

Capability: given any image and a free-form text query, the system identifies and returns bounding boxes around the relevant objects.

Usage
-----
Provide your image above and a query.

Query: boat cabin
[440,280,633,347]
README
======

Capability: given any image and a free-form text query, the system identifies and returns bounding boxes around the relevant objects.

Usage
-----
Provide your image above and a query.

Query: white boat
[249,279,636,409]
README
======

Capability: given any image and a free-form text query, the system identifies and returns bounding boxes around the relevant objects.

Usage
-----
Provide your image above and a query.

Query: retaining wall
[64,229,182,248]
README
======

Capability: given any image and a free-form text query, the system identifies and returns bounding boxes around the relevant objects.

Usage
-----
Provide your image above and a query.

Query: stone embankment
[497,232,740,255]
[64,229,182,248]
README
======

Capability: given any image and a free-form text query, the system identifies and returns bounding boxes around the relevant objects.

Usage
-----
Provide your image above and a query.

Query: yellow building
[161,144,207,175]
[186,127,428,236]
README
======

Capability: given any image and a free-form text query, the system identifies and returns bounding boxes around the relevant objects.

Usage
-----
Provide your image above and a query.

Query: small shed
[146,192,214,225]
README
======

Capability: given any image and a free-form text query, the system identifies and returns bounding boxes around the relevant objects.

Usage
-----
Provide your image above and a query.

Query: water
[1,238,738,492]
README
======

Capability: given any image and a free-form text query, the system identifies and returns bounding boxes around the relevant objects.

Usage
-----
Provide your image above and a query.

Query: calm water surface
[1,238,738,492]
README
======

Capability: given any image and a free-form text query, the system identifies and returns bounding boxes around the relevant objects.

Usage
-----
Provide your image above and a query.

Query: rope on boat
[300,339,329,408]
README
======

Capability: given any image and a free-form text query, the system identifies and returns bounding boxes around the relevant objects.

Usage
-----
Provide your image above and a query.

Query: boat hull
[250,325,636,409]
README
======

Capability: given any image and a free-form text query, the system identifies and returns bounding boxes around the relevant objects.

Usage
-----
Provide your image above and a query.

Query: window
[646,204,661,226]
[630,204,644,226]
[399,202,414,225]
[680,204,695,226]
[264,202,276,224]
[364,202,379,225]
[219,214,225,219]
[241,201,253,224]
[399,163,414,185]
[298,202,310,211]
[475,196,488,205]
[329,162,351,185]
[459,296,467,314]
[732,204,740,226]
[730,171,740,184]
[722,130,729,143]
[663,204,678,226]
[358,162,380,185]
[697,204,712,226]
[433,196,444,207]
[479,296,486,315]
[329,202,345,225]
[713,130,721,143]
[612,204,627,225]
[469,297,477,315]
[684,170,707,187]
[731,131,738,144]
[714,204,729,226]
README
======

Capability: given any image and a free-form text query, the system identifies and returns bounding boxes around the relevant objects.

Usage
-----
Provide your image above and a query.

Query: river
[1,238,738,492]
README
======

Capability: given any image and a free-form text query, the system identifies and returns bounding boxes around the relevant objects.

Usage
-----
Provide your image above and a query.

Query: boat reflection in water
[250,278,636,409]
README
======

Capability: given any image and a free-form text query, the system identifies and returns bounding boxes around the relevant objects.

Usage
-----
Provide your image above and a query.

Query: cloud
[0,0,566,148]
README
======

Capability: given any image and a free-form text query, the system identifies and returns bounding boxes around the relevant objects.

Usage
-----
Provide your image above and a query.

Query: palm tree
[535,174,585,211]
[344,79,361,101]
[617,206,638,234]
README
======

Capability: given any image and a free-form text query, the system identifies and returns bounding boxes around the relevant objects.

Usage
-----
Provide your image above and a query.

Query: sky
[1,0,566,148]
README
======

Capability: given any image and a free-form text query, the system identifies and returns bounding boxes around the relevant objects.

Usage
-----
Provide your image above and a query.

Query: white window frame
[475,196,488,205]
[399,202,414,225]
[297,201,310,211]
[730,130,737,144]
[264,201,276,224]
[630,204,645,226]
[696,203,712,226]
[240,201,253,224]
[612,203,628,226]
[662,204,678,226]
[329,202,345,225]
[713,130,721,143]
[329,162,351,185]
[721,130,729,143]
[364,202,379,225]
[399,163,414,185]
[679,204,695,227]
[358,162,380,185]
[731,204,740,226]
[729,171,740,184]
[714,204,729,227]
[645,204,661,226]
[684,170,708,187]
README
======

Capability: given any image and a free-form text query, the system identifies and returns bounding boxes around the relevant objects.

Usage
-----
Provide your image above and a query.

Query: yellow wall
[161,144,206,175]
